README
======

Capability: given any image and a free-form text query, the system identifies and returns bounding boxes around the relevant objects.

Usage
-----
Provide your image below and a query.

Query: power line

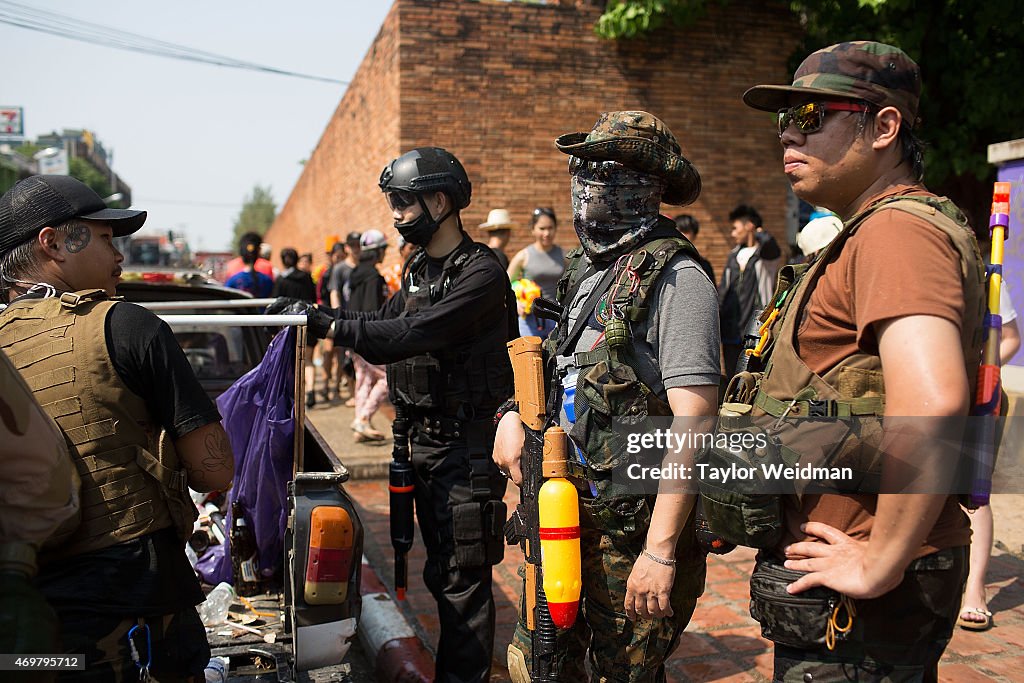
[0,0,349,85]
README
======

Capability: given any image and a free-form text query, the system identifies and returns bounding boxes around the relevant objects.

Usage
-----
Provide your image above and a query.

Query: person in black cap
[270,147,516,683]
[0,175,234,681]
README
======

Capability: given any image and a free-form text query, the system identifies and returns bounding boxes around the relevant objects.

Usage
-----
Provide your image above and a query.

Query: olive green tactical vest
[698,196,986,549]
[753,196,985,421]
[0,290,195,558]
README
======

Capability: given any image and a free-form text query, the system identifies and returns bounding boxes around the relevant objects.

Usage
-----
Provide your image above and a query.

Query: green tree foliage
[596,0,1024,222]
[68,157,112,199]
[232,184,277,245]
[595,0,717,39]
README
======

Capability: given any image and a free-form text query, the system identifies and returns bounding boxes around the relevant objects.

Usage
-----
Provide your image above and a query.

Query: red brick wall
[266,0,800,277]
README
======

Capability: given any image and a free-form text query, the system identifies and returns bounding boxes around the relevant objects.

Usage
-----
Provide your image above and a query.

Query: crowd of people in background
[221,197,889,422]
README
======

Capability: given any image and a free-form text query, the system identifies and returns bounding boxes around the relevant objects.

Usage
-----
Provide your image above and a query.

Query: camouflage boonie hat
[555,111,701,206]
[743,41,921,127]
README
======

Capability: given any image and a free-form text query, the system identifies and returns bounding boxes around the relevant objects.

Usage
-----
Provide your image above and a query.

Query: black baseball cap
[345,231,361,247]
[0,175,147,258]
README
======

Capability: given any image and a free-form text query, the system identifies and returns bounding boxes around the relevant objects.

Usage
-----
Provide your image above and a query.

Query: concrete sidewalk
[308,407,1024,682]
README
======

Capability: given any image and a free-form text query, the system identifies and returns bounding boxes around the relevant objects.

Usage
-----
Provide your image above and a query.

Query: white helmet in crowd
[360,229,388,254]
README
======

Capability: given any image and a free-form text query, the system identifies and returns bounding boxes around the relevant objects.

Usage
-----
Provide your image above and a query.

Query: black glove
[265,298,335,340]
[265,297,303,315]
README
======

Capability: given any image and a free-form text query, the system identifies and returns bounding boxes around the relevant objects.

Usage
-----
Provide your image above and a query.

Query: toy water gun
[505,337,581,681]
[512,279,542,315]
[970,182,1011,508]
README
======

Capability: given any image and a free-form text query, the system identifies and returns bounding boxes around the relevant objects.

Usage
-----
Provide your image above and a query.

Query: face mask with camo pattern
[570,158,664,265]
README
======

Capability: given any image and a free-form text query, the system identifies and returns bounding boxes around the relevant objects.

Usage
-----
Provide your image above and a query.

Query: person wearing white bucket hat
[479,208,514,270]
[796,214,843,261]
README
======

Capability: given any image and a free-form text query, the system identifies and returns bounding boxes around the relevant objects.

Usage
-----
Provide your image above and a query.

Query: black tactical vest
[386,238,516,421]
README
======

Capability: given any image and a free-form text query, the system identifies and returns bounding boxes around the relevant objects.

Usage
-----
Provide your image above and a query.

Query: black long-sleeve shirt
[330,238,514,365]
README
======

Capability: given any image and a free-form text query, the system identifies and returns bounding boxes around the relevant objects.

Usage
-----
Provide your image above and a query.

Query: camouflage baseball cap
[743,41,921,127]
[555,111,701,206]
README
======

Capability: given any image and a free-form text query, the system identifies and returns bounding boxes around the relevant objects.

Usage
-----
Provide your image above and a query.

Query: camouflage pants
[511,494,706,683]
[56,607,209,682]
[766,546,968,682]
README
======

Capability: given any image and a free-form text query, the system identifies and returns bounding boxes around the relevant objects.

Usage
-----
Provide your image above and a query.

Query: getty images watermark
[598,415,1024,495]
[622,427,854,485]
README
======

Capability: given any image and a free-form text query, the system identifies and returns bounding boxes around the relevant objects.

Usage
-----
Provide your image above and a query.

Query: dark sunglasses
[776,101,871,137]
[533,207,556,220]
[385,190,418,211]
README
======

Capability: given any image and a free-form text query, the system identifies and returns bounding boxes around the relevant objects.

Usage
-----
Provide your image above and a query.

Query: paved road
[309,396,1024,682]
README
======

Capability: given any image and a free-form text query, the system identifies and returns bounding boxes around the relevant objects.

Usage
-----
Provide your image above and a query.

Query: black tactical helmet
[378,147,472,210]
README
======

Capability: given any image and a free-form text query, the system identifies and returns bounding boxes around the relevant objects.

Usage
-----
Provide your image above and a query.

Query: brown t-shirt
[780,185,972,556]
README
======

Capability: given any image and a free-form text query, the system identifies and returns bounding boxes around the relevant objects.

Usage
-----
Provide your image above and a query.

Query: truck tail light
[304,505,354,605]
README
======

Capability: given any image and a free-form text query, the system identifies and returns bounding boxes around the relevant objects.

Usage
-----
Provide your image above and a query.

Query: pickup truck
[119,272,366,682]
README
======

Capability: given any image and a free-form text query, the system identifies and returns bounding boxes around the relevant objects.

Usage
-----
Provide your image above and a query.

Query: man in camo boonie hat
[743,40,921,127]
[555,110,701,206]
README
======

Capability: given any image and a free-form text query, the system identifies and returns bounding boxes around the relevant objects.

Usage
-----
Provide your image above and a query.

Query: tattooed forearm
[64,223,91,253]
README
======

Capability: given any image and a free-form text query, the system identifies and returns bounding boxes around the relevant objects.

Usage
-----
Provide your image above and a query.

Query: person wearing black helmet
[270,147,516,682]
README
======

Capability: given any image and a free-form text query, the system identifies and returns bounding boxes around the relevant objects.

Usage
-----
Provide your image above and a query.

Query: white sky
[1,1,393,251]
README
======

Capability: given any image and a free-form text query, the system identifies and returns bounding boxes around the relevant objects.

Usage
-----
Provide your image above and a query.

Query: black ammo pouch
[749,554,845,650]
[451,419,507,568]
[452,500,507,568]
[388,354,444,409]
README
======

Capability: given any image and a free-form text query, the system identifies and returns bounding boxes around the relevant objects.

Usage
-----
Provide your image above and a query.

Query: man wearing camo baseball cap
[717,41,986,681]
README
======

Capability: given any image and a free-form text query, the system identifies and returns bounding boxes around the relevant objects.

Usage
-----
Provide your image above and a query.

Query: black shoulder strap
[554,264,619,358]
[438,240,493,298]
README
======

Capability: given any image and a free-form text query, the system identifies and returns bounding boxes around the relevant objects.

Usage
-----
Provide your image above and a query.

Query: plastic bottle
[203,656,229,683]
[198,582,234,626]
[230,501,263,596]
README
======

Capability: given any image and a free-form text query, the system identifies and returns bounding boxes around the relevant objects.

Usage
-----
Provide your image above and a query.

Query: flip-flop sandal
[957,608,993,631]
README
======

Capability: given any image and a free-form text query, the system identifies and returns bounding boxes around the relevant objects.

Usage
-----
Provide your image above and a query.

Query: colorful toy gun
[512,279,542,315]
[389,403,415,599]
[970,182,1011,508]
[505,337,582,681]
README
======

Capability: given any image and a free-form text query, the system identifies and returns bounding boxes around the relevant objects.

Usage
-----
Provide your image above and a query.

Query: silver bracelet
[642,548,676,567]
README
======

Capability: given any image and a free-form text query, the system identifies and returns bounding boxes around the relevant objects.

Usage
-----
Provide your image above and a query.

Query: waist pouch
[749,555,846,650]
[695,408,789,549]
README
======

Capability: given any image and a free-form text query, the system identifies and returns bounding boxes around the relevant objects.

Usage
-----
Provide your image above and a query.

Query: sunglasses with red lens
[385,190,418,211]
[776,101,871,138]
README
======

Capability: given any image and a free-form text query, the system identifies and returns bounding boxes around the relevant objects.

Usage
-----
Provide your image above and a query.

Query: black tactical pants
[770,546,968,682]
[411,426,508,683]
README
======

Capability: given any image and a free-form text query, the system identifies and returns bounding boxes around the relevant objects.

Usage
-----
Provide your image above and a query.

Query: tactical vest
[698,196,986,548]
[387,240,515,420]
[544,230,703,495]
[0,290,197,559]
